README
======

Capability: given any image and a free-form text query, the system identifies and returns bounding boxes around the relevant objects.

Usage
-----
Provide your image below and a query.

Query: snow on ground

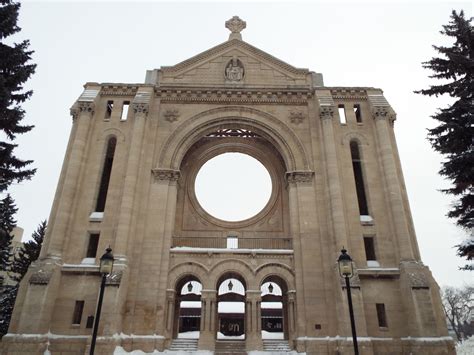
[217,332,245,339]
[261,331,284,340]
[457,337,474,355]
[178,331,200,339]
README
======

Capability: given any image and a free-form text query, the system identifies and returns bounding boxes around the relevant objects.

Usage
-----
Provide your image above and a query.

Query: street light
[337,247,359,355]
[90,247,114,355]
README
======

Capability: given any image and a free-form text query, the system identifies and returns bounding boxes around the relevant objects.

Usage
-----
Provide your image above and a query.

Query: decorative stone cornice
[330,88,368,100]
[152,168,181,182]
[289,110,305,125]
[100,85,139,97]
[155,88,311,105]
[70,107,79,121]
[132,102,149,115]
[319,106,335,120]
[286,170,314,184]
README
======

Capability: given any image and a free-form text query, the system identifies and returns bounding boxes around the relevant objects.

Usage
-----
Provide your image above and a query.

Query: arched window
[95,137,116,212]
[350,140,369,215]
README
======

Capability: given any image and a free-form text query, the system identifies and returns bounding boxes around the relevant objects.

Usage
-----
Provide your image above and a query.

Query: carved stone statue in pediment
[225,57,244,82]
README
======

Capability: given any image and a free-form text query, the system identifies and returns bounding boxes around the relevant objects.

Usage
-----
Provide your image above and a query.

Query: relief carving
[286,170,314,184]
[289,111,305,125]
[225,57,244,82]
[152,169,181,182]
[164,109,180,122]
[319,106,335,120]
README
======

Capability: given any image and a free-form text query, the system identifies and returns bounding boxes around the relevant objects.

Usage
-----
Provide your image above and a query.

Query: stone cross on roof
[226,16,246,40]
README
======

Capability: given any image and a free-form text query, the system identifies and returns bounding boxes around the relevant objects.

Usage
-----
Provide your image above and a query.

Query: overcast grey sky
[7,1,472,287]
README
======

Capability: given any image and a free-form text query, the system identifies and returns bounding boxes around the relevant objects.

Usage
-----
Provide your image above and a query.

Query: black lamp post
[90,247,114,355]
[337,248,359,355]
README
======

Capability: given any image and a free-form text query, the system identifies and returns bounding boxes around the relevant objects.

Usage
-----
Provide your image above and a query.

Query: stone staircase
[215,340,247,355]
[262,339,292,352]
[169,338,199,351]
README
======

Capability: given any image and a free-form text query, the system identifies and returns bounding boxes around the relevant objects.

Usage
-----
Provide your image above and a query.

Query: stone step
[169,338,199,351]
[215,340,246,354]
[263,339,291,351]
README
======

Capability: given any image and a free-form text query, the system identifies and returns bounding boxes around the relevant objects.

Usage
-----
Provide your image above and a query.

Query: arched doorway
[216,273,246,340]
[174,276,202,339]
[260,276,289,340]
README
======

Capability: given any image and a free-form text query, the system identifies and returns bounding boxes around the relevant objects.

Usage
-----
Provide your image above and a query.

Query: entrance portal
[261,277,288,340]
[175,277,202,339]
[217,274,246,340]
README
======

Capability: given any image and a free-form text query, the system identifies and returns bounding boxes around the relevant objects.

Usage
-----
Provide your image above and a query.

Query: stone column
[245,290,263,351]
[198,290,217,350]
[320,105,349,250]
[372,107,415,261]
[43,102,94,258]
[114,101,149,259]
[164,289,177,341]
[286,290,296,342]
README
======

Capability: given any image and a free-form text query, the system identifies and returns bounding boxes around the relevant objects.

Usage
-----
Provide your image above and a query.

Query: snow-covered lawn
[457,337,474,355]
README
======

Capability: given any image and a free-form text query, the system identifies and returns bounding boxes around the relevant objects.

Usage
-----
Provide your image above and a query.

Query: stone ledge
[357,267,400,279]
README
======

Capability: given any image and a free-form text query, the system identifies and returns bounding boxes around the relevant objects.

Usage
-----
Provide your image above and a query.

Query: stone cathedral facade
[3,17,453,354]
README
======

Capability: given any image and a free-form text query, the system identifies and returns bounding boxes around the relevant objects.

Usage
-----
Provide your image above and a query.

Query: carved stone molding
[78,101,95,115]
[372,106,396,121]
[152,168,181,182]
[408,272,429,289]
[29,269,53,285]
[286,170,314,184]
[164,109,180,122]
[100,85,139,97]
[319,106,335,120]
[105,270,123,286]
[339,273,361,289]
[289,111,305,125]
[132,102,149,115]
[155,88,311,105]
[330,88,368,100]
[70,107,79,121]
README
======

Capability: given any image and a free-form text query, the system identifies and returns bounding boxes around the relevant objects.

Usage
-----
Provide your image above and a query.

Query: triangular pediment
[158,39,310,87]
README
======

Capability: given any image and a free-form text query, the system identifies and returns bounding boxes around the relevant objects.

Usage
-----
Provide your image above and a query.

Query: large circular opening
[195,153,272,222]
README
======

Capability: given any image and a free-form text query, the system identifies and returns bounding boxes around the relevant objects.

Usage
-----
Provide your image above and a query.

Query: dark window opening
[338,104,346,124]
[86,233,100,258]
[105,100,114,119]
[120,101,130,121]
[95,137,117,212]
[86,315,94,329]
[350,141,369,215]
[364,237,376,261]
[72,300,84,325]
[354,104,362,123]
[376,303,388,327]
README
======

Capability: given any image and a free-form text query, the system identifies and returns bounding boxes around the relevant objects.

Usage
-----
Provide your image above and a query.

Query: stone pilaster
[198,290,217,350]
[372,106,415,261]
[42,101,95,258]
[245,290,263,351]
[164,289,176,341]
[286,290,297,342]
[319,104,349,250]
[114,95,150,258]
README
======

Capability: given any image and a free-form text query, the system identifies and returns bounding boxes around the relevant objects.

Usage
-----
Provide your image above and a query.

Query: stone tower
[3,17,453,355]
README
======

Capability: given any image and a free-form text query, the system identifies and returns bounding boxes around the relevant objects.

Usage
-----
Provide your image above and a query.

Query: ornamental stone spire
[226,16,246,40]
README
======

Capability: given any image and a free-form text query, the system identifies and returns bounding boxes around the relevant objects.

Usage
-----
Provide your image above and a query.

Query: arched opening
[216,273,246,340]
[260,276,289,340]
[95,136,116,212]
[174,276,202,339]
[350,140,369,216]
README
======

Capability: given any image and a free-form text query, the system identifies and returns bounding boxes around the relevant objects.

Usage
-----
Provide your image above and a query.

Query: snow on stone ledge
[113,346,213,355]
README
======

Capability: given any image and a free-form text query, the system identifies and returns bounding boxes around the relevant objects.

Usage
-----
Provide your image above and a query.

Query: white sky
[6,1,472,287]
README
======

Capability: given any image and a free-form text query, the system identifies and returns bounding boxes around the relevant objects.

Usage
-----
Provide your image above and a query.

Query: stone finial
[225,16,246,40]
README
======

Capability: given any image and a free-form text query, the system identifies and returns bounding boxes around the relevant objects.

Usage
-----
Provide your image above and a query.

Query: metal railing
[172,236,293,250]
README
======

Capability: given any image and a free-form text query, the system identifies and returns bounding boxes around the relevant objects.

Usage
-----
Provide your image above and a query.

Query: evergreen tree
[0,284,18,337]
[416,10,474,269]
[0,194,17,271]
[0,0,36,192]
[12,219,46,282]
